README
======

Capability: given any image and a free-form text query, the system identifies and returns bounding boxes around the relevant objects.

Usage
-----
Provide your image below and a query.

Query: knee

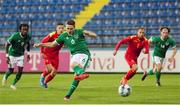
[70,61,79,69]
[157,65,162,71]
[132,64,138,71]
[51,69,57,76]
[8,68,14,73]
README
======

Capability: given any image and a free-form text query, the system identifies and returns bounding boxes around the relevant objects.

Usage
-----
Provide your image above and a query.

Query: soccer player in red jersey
[113,27,149,85]
[40,23,64,88]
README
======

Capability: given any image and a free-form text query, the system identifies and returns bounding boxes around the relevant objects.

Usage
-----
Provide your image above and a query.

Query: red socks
[42,70,49,78]
[124,69,137,80]
[45,74,54,84]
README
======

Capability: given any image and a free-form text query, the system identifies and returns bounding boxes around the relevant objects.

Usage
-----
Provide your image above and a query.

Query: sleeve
[7,34,15,44]
[55,33,65,45]
[78,29,84,38]
[40,35,51,53]
[149,36,157,43]
[114,36,132,51]
[170,39,176,48]
[144,39,149,54]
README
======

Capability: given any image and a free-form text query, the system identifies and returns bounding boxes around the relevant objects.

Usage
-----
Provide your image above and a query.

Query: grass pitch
[0,74,180,104]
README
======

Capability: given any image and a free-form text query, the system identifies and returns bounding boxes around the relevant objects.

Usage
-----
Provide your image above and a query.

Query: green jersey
[56,29,90,56]
[150,36,176,58]
[7,32,31,56]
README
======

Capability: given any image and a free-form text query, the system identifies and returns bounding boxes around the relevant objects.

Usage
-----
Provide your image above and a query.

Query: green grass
[0,74,180,104]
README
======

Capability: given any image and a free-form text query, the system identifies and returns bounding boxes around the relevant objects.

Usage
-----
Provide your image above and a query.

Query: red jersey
[115,35,149,59]
[41,31,63,58]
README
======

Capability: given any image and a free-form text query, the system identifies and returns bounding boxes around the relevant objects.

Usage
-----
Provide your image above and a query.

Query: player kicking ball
[2,24,31,90]
[113,27,149,85]
[141,27,177,86]
[34,20,97,100]
[40,23,64,88]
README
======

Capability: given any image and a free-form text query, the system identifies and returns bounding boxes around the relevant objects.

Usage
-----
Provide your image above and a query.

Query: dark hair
[66,20,75,27]
[57,22,64,26]
[160,26,170,33]
[19,24,29,30]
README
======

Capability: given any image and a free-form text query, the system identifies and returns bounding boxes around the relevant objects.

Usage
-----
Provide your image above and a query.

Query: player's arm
[143,39,149,54]
[113,36,131,56]
[168,40,177,63]
[6,35,14,64]
[168,47,177,62]
[26,42,31,61]
[34,41,58,48]
[83,30,97,38]
[34,33,64,48]
[5,42,10,64]
[40,35,51,53]
[148,36,157,44]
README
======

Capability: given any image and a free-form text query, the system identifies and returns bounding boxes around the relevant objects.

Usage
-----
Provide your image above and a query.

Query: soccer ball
[118,84,132,97]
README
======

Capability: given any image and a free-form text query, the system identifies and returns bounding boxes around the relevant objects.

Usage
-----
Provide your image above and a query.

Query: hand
[33,43,41,48]
[113,50,117,56]
[168,57,174,63]
[27,54,30,62]
[6,56,10,64]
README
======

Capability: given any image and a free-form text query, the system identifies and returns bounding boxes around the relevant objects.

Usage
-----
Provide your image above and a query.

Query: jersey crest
[165,42,169,46]
[71,39,75,44]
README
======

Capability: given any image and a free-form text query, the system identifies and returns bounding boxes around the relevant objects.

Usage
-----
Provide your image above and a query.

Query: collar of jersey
[19,32,25,38]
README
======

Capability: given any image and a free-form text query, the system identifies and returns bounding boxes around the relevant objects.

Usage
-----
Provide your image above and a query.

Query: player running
[141,27,177,86]
[40,23,64,88]
[113,27,149,85]
[34,20,97,100]
[2,24,31,90]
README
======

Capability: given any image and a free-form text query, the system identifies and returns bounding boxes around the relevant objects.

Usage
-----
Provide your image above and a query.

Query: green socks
[4,71,13,80]
[66,66,85,97]
[155,71,161,82]
[66,80,80,97]
[4,68,14,80]
[148,69,154,75]
[73,66,85,75]
[12,72,22,85]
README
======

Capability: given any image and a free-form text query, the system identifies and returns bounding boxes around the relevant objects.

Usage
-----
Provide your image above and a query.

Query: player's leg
[10,56,24,90]
[153,56,164,86]
[40,64,52,88]
[121,56,137,85]
[11,67,23,90]
[64,79,80,100]
[2,56,15,86]
[142,63,156,81]
[71,54,90,80]
[44,59,58,86]
[44,58,59,85]
[121,64,137,85]
[2,68,14,86]
[155,63,162,86]
[64,54,90,100]
[40,59,51,88]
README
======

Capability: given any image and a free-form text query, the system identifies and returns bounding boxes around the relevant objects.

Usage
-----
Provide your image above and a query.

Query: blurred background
[0,0,179,48]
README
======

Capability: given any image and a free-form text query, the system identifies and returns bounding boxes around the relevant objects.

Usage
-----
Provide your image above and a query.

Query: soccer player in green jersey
[34,20,97,100]
[142,27,177,86]
[2,24,31,90]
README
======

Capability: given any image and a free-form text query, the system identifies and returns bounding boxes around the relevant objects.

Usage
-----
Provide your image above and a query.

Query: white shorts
[71,53,90,69]
[153,56,164,65]
[8,55,24,68]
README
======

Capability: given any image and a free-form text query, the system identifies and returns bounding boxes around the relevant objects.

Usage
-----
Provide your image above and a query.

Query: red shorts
[44,57,59,70]
[125,55,137,68]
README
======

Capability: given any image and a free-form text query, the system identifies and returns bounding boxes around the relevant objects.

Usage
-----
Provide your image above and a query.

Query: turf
[0,74,180,104]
